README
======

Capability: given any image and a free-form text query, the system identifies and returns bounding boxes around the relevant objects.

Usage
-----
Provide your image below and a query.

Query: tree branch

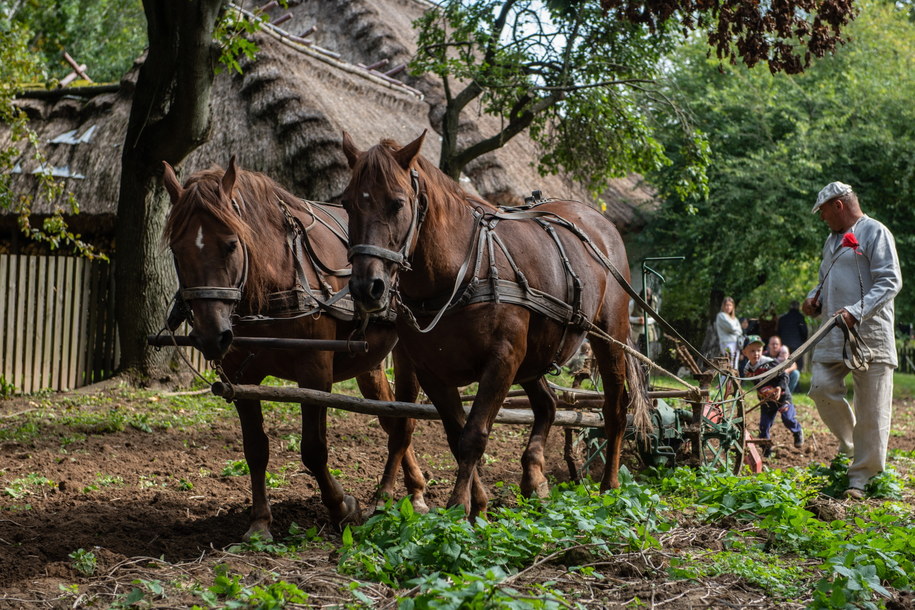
[451,92,562,174]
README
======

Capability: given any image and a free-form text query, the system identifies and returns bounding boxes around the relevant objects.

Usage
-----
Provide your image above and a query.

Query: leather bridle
[346,169,427,270]
[168,198,250,329]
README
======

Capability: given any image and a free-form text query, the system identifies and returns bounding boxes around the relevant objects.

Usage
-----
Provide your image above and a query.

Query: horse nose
[218,329,234,355]
[191,327,234,361]
[368,278,386,302]
[350,274,388,312]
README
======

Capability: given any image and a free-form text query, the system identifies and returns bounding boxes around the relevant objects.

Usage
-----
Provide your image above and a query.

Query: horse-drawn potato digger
[154,142,856,538]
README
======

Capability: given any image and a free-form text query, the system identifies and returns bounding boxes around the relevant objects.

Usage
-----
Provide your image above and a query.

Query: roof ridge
[229,3,422,99]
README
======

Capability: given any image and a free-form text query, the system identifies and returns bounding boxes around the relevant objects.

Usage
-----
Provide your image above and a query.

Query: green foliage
[340,472,667,604]
[646,464,915,606]
[111,579,166,609]
[214,7,265,75]
[0,375,16,399]
[640,0,915,324]
[220,459,286,488]
[3,0,145,83]
[669,548,805,598]
[82,473,125,493]
[227,523,323,557]
[0,20,109,260]
[809,454,853,499]
[198,564,309,608]
[4,473,55,498]
[69,548,97,576]
[221,460,250,477]
[411,0,708,195]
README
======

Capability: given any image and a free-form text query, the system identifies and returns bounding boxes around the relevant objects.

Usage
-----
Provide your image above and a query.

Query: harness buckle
[570,311,589,330]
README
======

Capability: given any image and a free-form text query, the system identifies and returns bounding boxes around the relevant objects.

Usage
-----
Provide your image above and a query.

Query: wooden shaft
[210,382,606,428]
[147,334,369,353]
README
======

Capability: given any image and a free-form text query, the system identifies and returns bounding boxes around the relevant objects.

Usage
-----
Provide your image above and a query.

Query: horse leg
[299,396,361,526]
[591,339,629,491]
[417,374,488,516]
[450,367,516,518]
[355,363,428,515]
[519,377,556,498]
[392,347,428,512]
[234,398,273,541]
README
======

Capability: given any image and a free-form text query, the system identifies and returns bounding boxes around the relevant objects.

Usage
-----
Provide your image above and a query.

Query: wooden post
[61,52,92,82]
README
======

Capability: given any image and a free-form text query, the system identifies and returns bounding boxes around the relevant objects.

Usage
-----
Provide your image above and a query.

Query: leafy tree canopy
[2,0,146,84]
[411,0,711,198]
[638,0,915,327]
[592,0,858,74]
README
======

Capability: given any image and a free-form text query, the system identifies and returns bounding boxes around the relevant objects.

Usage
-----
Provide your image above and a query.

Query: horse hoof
[521,475,549,498]
[243,522,273,542]
[335,495,362,527]
[412,496,430,514]
[533,480,550,498]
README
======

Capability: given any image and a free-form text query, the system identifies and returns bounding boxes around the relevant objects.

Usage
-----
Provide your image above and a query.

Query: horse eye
[390,197,405,212]
[224,240,238,254]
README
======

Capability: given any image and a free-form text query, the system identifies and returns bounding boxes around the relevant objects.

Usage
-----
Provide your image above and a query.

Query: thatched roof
[1,0,656,241]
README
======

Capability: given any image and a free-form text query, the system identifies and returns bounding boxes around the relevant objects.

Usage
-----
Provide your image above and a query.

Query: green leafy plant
[340,471,667,604]
[4,473,55,498]
[197,564,308,607]
[0,375,16,399]
[69,548,97,576]
[221,460,250,477]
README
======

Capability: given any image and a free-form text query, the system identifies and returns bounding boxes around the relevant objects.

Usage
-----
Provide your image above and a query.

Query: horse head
[163,158,248,360]
[341,131,426,313]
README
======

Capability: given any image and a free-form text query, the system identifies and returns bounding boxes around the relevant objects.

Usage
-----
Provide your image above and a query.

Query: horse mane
[365,139,496,212]
[164,166,313,311]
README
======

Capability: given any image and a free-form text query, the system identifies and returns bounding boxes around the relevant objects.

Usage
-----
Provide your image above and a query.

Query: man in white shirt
[802,181,902,500]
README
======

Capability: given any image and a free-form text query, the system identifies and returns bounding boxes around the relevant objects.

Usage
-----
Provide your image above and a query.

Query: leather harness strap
[170,195,396,329]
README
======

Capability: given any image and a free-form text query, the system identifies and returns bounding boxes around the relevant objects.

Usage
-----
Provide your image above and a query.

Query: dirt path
[1,384,913,607]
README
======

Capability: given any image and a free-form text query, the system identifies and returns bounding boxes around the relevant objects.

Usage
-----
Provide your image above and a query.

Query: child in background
[740,335,804,457]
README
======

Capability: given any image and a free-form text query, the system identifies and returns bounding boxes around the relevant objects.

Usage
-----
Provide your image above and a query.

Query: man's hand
[802,296,821,317]
[836,308,858,328]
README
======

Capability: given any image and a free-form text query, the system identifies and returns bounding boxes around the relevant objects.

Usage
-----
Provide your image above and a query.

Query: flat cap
[812,181,852,213]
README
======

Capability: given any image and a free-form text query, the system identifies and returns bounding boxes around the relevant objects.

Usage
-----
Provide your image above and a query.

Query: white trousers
[808,361,895,489]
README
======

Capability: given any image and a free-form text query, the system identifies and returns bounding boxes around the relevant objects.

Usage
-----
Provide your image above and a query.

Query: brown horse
[162,158,426,539]
[341,132,648,517]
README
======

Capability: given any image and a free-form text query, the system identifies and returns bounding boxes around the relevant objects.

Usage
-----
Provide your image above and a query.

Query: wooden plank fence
[1,254,206,394]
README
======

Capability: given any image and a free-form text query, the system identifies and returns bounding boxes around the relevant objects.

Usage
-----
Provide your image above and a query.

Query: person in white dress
[715,296,742,368]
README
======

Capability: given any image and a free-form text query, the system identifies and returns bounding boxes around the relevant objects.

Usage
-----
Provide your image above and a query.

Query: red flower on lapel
[841,232,861,254]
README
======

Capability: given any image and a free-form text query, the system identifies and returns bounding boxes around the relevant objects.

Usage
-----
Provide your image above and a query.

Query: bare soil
[1,382,913,608]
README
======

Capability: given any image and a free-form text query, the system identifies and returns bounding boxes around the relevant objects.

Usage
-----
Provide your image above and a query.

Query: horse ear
[393,130,426,170]
[162,161,182,204]
[222,156,237,197]
[341,132,361,168]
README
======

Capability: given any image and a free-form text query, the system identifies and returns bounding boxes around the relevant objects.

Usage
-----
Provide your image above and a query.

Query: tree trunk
[114,0,225,381]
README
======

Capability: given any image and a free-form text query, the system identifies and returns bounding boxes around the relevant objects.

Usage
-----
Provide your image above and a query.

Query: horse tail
[625,339,653,438]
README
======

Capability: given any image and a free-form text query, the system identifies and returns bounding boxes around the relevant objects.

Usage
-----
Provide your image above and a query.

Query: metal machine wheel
[680,372,747,474]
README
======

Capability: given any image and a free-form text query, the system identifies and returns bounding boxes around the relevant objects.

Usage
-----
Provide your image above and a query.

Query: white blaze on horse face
[195,225,205,251]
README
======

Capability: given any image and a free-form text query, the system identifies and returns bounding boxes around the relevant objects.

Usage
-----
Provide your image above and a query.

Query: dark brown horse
[162,159,426,539]
[341,132,648,517]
